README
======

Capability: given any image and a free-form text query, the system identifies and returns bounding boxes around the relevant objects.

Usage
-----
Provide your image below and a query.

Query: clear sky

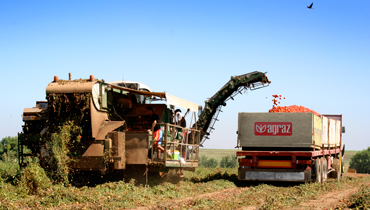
[1,1,369,150]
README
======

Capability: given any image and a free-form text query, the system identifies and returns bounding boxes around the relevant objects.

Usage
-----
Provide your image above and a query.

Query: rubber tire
[332,152,342,181]
[315,158,322,183]
[320,157,328,183]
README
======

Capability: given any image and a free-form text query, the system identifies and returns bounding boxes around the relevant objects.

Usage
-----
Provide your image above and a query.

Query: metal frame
[149,123,201,168]
[237,144,343,171]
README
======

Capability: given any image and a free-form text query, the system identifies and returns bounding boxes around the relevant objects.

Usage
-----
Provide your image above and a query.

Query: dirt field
[295,173,370,210]
[134,173,370,210]
[2,166,367,209]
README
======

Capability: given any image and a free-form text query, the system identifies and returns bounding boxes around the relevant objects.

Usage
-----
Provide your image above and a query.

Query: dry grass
[0,165,369,210]
[0,149,365,209]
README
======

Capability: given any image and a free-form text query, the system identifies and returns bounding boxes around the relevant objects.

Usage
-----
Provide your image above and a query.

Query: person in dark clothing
[147,106,171,159]
[175,109,188,159]
[175,109,186,128]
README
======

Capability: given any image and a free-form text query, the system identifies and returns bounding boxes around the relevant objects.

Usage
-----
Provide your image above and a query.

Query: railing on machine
[149,123,201,167]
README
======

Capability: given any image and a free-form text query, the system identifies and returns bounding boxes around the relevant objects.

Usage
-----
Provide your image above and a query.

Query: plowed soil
[294,173,370,210]
[135,173,370,210]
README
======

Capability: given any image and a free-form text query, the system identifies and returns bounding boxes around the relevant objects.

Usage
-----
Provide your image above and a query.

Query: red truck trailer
[236,112,345,183]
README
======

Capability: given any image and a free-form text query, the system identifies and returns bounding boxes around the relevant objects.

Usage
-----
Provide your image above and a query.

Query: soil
[51,173,369,210]
[134,173,370,210]
[293,173,370,210]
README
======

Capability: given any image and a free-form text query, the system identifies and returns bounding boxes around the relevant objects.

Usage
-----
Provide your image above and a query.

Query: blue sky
[1,1,369,150]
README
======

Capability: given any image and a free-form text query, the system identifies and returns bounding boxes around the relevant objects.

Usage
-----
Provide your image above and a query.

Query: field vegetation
[345,182,370,209]
[349,147,370,173]
[1,164,369,209]
[0,138,369,209]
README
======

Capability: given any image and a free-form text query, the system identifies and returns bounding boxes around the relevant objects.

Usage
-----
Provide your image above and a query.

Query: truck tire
[332,152,342,181]
[320,157,328,183]
[314,158,321,183]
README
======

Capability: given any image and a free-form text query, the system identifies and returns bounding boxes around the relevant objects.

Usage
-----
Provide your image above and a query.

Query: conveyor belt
[195,71,271,145]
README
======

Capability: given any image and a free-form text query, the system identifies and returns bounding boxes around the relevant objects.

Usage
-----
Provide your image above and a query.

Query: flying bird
[307,3,313,9]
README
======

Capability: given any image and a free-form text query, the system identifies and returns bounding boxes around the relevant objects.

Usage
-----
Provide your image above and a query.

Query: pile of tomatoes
[269,105,320,116]
[269,95,320,116]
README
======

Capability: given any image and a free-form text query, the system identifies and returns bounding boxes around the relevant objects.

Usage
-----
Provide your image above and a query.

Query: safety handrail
[149,123,201,166]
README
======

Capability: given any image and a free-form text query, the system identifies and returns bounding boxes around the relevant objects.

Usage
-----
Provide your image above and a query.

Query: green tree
[0,136,18,162]
[220,155,238,168]
[349,147,370,173]
[199,155,219,168]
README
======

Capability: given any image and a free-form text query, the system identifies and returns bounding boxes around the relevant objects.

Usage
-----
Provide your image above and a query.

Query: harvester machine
[19,71,270,182]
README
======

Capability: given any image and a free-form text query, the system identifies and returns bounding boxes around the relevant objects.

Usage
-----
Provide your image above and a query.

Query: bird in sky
[307,3,313,9]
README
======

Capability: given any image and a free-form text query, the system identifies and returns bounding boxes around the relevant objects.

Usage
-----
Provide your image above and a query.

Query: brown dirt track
[293,173,370,210]
[135,173,370,210]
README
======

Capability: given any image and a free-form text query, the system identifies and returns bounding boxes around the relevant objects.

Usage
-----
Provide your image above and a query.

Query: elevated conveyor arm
[195,71,271,145]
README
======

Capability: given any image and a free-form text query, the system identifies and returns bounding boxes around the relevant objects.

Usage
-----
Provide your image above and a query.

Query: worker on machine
[175,109,186,128]
[175,109,188,160]
[147,106,172,159]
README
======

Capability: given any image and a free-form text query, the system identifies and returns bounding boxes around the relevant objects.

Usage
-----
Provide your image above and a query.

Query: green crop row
[0,162,369,210]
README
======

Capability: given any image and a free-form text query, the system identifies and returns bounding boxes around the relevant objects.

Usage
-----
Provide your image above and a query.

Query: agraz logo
[254,122,292,136]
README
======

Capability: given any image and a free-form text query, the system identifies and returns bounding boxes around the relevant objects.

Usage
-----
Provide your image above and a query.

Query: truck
[236,112,345,183]
[19,71,271,183]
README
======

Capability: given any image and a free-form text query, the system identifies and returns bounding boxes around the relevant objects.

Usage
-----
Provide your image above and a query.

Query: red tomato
[268,105,320,116]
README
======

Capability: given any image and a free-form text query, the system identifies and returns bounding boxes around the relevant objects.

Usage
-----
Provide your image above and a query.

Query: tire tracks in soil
[52,174,369,210]
[288,186,360,210]
[290,173,370,210]
[135,173,369,210]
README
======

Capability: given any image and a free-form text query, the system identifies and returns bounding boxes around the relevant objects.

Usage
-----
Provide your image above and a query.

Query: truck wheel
[332,152,342,181]
[314,158,321,183]
[320,157,328,183]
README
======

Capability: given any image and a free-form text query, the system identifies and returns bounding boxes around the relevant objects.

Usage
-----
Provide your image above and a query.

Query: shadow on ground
[187,171,305,188]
